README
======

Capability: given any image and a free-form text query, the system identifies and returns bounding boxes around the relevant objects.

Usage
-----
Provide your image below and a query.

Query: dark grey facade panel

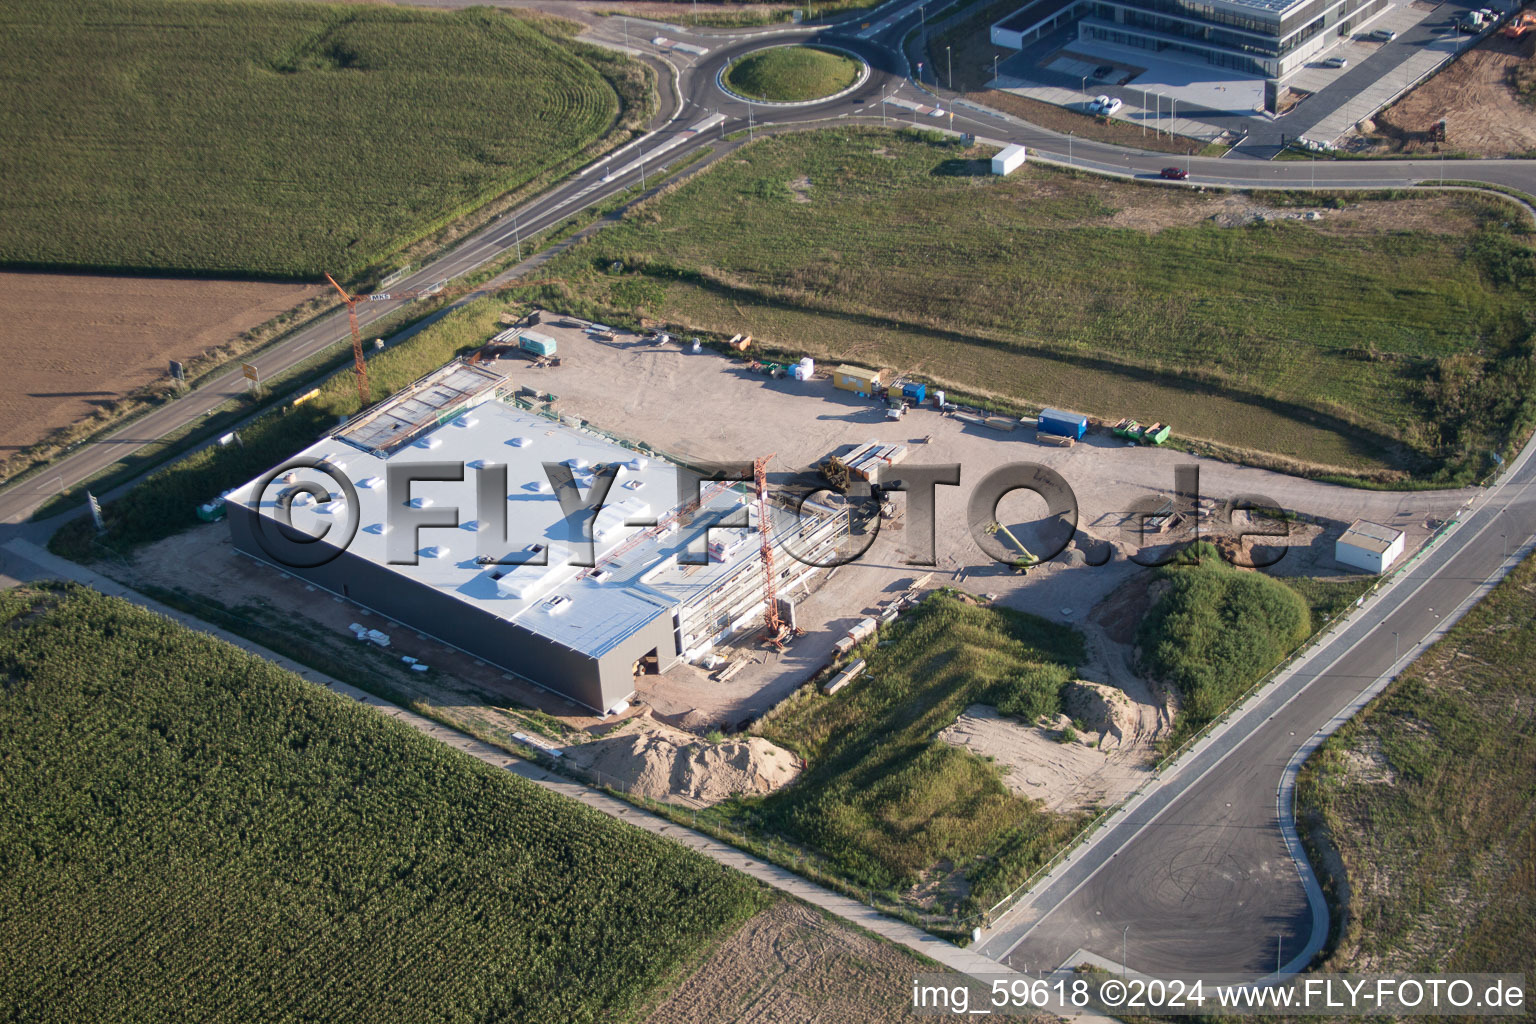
[228,503,649,713]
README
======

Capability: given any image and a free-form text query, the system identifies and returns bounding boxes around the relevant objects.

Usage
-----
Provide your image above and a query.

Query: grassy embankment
[724,45,863,102]
[1294,552,1536,999]
[1137,545,1316,745]
[0,0,628,280]
[717,592,1089,919]
[0,584,768,1024]
[507,129,1536,485]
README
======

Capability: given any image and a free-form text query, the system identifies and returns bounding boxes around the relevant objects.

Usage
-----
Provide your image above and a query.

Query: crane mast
[755,454,784,644]
[323,273,452,408]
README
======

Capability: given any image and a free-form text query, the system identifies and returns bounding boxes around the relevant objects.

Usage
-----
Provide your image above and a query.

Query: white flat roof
[232,399,803,660]
[1338,519,1405,555]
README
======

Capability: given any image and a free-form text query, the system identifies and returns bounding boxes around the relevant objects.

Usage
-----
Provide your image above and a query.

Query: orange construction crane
[1505,9,1536,38]
[324,273,451,406]
[754,453,784,645]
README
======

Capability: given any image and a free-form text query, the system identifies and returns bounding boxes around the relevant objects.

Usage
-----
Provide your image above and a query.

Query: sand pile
[1062,680,1140,749]
[566,719,800,807]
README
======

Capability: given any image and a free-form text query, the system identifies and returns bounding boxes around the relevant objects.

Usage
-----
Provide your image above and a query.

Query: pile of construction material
[564,713,799,807]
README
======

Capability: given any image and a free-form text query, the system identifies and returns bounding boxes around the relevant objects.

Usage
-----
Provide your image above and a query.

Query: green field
[724,45,863,102]
[511,129,1536,482]
[0,1,633,279]
[741,592,1087,916]
[0,584,767,1024]
[1295,553,1536,998]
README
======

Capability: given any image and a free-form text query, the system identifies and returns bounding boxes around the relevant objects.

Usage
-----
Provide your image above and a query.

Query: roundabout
[717,43,870,107]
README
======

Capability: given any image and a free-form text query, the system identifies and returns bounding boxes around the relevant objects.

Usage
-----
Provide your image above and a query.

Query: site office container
[833,365,881,396]
[1037,408,1088,439]
[517,330,558,356]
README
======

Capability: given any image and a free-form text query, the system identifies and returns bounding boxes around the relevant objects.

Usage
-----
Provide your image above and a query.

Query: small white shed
[1335,519,1405,574]
[991,144,1028,176]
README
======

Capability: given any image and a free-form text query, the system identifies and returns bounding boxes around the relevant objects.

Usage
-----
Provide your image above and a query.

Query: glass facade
[1079,0,1380,76]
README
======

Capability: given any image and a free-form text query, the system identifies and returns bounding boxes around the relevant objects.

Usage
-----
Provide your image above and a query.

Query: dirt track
[1374,32,1536,156]
[0,272,319,457]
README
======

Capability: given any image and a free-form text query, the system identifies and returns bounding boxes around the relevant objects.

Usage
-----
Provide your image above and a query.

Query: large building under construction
[226,360,849,713]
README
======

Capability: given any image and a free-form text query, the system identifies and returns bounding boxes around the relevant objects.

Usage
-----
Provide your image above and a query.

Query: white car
[1321,56,1348,68]
[1090,95,1123,116]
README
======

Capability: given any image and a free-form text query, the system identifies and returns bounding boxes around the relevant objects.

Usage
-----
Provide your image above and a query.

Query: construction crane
[755,453,786,646]
[985,520,1040,574]
[324,273,450,406]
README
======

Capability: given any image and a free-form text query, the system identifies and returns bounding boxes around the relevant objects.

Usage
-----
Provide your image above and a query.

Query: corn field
[0,584,768,1024]
[0,1,623,279]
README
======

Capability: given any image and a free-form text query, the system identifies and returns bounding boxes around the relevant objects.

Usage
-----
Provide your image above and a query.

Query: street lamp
[1140,89,1148,136]
[1171,97,1178,135]
[994,53,1000,84]
[1068,131,1073,166]
[1393,631,1400,663]
[1122,926,1129,978]
[947,45,953,91]
[1081,74,1089,96]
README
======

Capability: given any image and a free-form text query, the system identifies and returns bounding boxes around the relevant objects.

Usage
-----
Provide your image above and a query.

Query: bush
[1138,543,1312,729]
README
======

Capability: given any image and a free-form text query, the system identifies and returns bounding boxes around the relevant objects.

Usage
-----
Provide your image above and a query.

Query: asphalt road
[978,437,1536,977]
[5,0,1536,984]
[8,0,1535,533]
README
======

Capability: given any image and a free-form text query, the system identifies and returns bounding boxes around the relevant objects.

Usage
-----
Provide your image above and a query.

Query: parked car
[1094,64,1114,78]
[1159,166,1189,180]
[1367,28,1397,41]
[1099,96,1123,115]
[1090,94,1111,111]
[1321,56,1348,68]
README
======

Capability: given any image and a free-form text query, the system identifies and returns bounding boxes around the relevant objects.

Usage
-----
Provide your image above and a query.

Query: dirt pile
[1062,679,1141,749]
[565,716,800,807]
[1371,34,1536,157]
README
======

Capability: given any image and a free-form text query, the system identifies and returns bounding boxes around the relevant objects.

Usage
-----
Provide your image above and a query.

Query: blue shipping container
[902,382,927,403]
[1037,408,1088,439]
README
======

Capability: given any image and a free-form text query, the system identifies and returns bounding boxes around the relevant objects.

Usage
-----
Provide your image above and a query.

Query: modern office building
[227,360,849,713]
[993,0,1385,77]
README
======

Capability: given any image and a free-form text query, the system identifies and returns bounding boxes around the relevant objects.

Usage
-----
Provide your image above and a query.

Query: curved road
[5,0,1536,986]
